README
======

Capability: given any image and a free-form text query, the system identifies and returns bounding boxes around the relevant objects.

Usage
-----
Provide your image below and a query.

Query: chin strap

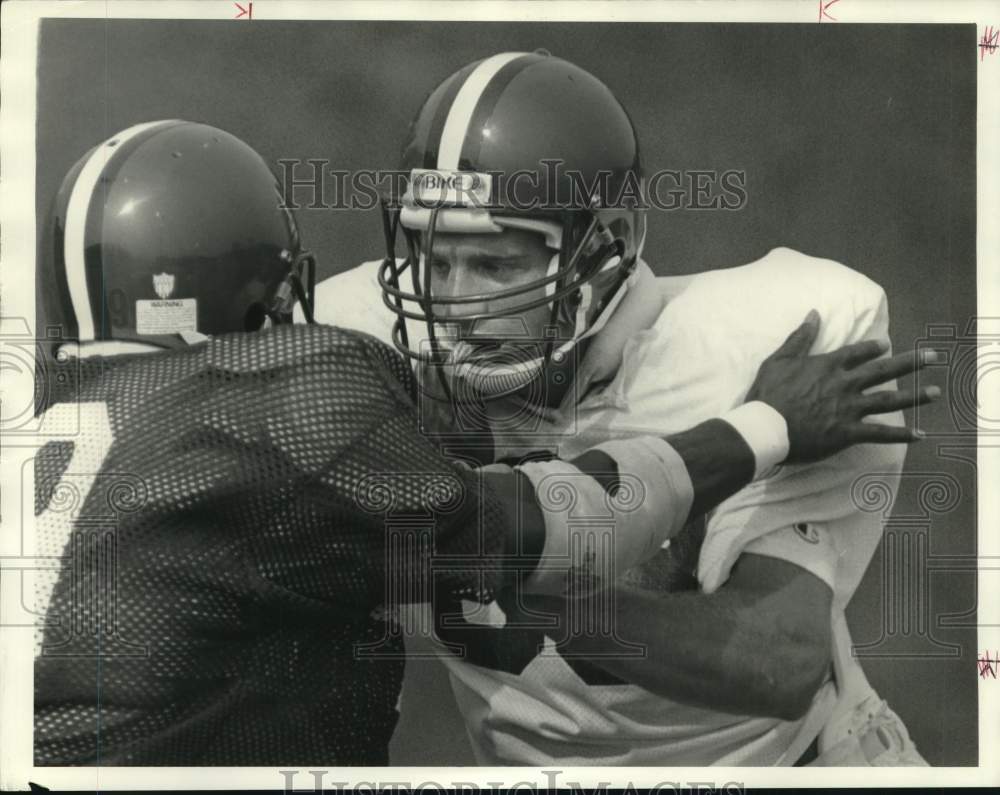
[267,252,316,325]
[540,253,634,366]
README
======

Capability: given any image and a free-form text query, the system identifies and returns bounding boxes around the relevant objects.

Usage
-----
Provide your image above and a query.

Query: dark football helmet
[378,51,645,402]
[43,120,314,349]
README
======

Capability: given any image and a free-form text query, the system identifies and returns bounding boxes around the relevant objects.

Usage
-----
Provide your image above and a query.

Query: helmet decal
[152,273,175,300]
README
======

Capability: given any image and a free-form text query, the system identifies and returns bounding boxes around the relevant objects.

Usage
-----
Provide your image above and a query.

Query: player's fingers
[856,385,941,417]
[772,310,820,358]
[851,349,939,389]
[849,422,925,445]
[833,338,889,369]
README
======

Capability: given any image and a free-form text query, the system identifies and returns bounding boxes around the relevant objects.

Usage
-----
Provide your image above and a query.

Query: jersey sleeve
[217,325,509,610]
[296,260,401,346]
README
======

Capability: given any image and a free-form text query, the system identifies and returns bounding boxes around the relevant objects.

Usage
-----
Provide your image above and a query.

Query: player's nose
[433,269,490,323]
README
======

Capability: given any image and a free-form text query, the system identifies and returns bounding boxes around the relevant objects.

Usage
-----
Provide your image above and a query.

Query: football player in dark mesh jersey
[32,120,485,765]
[29,120,935,767]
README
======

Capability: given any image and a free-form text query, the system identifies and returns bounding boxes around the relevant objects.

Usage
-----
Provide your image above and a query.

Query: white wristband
[721,401,789,480]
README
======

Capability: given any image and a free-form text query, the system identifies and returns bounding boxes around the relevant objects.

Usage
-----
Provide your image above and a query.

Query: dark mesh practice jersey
[32,323,508,766]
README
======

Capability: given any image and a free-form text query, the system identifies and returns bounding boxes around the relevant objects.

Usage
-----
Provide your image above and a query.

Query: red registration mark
[980,26,999,61]
[818,0,840,22]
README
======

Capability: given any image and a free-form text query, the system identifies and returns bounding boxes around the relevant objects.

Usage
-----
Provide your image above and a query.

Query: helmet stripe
[63,120,180,340]
[422,60,481,170]
[437,52,526,170]
[458,52,545,170]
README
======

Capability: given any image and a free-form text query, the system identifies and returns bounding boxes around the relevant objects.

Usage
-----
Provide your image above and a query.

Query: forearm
[529,570,829,719]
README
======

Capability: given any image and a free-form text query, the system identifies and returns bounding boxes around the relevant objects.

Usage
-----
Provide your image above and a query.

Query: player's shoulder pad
[295,259,397,346]
[743,246,883,299]
[653,247,889,354]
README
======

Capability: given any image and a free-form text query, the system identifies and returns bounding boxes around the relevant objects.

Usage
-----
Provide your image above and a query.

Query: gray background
[36,20,978,765]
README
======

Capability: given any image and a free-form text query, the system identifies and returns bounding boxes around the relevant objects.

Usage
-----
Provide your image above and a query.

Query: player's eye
[430,259,450,278]
[478,261,504,279]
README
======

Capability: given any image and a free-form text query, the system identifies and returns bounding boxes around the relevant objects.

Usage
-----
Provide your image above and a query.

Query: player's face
[426,229,553,342]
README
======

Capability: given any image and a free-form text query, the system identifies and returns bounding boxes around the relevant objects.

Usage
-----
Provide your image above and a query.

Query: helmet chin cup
[446,338,546,400]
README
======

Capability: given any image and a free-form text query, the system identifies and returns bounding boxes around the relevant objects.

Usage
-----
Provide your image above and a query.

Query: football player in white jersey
[307,52,936,765]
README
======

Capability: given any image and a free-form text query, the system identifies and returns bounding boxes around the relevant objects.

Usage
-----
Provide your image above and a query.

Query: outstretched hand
[745,310,940,464]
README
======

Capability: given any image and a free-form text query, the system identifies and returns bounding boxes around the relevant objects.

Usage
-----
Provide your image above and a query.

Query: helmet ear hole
[244,302,268,331]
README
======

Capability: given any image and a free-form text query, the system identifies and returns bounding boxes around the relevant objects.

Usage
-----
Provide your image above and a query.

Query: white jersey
[309,247,905,765]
